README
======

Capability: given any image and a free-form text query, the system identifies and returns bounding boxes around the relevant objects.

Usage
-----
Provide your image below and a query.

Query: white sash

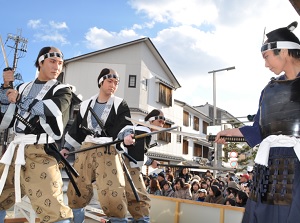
[0,133,54,203]
[84,135,112,144]
[254,135,300,166]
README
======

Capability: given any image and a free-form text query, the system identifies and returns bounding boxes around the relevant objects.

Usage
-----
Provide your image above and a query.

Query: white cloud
[84,27,141,50]
[83,0,300,118]
[129,0,218,25]
[28,20,69,45]
[27,19,42,29]
[49,21,68,30]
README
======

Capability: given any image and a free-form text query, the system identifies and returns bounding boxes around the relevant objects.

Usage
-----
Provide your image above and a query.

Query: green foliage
[222,142,257,172]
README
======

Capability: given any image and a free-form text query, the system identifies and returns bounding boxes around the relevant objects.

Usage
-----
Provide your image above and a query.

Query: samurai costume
[240,22,300,223]
[64,93,134,223]
[0,78,73,223]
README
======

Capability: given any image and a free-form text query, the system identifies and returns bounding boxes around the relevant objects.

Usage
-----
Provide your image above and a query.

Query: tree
[222,142,257,172]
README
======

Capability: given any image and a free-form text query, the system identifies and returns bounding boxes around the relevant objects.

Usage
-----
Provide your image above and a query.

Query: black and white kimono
[64,94,131,148]
[0,79,73,222]
[0,79,71,139]
[66,94,141,220]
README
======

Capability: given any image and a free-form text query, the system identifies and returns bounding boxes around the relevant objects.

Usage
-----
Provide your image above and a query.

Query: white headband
[148,116,166,122]
[261,41,300,52]
[38,52,63,63]
[98,74,120,85]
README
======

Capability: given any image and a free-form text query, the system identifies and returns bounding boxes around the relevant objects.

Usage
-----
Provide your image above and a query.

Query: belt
[255,135,300,166]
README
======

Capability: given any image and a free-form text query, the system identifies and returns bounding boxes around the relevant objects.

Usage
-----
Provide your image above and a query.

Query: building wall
[62,39,216,167]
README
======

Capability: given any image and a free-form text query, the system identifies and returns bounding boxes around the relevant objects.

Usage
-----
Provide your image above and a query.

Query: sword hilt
[14,112,35,132]
[207,135,246,142]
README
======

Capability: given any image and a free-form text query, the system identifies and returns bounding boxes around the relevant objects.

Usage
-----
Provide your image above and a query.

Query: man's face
[39,50,63,81]
[101,76,119,96]
[199,192,206,198]
[157,175,164,182]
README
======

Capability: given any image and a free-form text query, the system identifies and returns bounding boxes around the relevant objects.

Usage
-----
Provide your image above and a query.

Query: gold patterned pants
[0,144,73,223]
[67,142,150,220]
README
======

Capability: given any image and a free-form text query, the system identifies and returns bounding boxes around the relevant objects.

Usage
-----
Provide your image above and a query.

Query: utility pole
[0,29,27,155]
[208,66,235,176]
[7,29,28,70]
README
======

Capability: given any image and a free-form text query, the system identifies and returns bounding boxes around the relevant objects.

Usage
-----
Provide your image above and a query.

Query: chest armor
[260,77,300,138]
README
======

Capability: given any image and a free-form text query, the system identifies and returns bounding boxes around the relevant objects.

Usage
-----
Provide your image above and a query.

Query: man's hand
[3,68,14,88]
[60,148,70,159]
[215,128,243,144]
[123,134,135,146]
[6,89,19,103]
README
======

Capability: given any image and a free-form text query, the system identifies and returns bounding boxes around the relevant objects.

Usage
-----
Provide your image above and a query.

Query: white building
[60,37,236,174]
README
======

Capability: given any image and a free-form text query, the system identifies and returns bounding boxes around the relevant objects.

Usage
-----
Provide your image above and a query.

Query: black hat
[158,172,165,178]
[261,21,300,52]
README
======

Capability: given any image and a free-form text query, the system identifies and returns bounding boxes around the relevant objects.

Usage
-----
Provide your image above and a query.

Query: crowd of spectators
[142,167,252,208]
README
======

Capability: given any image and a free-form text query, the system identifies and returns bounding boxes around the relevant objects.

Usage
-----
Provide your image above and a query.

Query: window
[203,146,209,159]
[128,75,136,88]
[158,123,171,143]
[159,83,172,106]
[183,111,189,126]
[182,139,188,155]
[202,121,208,134]
[193,116,199,131]
[193,143,202,157]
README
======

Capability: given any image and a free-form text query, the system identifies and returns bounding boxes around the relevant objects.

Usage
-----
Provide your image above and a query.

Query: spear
[0,35,12,155]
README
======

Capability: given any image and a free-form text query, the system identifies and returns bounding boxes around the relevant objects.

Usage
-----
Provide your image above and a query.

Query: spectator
[205,177,212,189]
[173,177,192,200]
[204,184,225,204]
[157,172,167,189]
[147,178,162,195]
[178,168,192,183]
[205,170,213,178]
[143,175,151,191]
[197,189,207,202]
[191,175,201,183]
[236,191,248,207]
[224,198,236,206]
[161,181,174,197]
[166,172,175,189]
[200,181,209,191]
[191,180,201,201]
[239,173,250,185]
[226,181,240,201]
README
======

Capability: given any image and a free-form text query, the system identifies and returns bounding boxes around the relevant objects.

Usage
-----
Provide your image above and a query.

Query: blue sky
[1,0,299,118]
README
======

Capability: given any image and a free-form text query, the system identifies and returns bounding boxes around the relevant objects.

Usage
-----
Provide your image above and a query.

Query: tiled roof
[146,151,185,161]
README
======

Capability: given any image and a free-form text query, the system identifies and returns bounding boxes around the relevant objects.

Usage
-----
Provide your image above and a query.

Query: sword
[126,117,246,143]
[125,116,206,140]
[11,112,81,196]
[1,35,13,155]
[68,125,179,156]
